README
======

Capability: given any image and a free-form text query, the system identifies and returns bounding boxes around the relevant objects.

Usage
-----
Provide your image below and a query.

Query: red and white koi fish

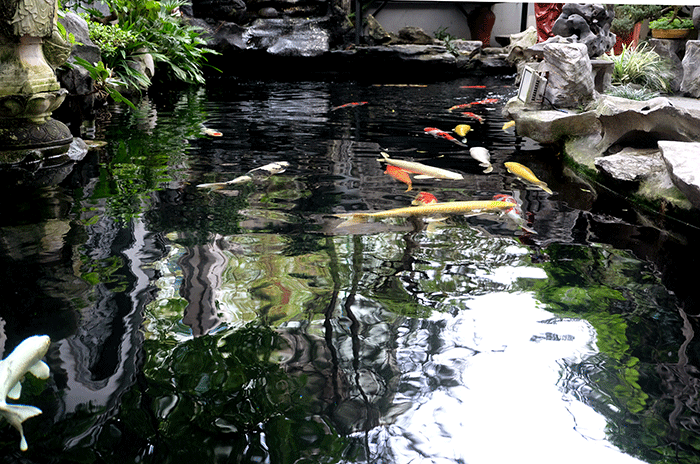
[448,103,475,112]
[330,101,368,111]
[412,191,438,205]
[471,98,500,105]
[448,98,499,112]
[460,112,484,123]
[202,127,223,137]
[378,152,464,180]
[385,165,413,192]
[492,194,537,234]
[424,127,468,147]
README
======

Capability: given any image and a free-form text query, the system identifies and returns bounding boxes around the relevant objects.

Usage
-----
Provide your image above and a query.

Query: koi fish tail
[0,403,43,451]
[334,213,371,228]
[536,182,553,194]
[196,182,226,190]
[481,163,493,174]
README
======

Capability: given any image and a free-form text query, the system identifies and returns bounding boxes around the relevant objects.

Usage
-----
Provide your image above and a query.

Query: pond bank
[504,94,700,224]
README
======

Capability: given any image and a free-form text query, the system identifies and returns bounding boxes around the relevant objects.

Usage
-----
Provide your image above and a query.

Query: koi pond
[1,74,700,463]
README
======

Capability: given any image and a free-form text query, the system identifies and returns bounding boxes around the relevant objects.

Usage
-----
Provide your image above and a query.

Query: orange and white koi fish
[492,194,537,234]
[378,152,463,180]
[424,127,468,147]
[448,103,475,112]
[331,101,368,111]
[197,161,290,189]
[504,161,553,194]
[461,112,484,123]
[412,191,438,205]
[202,127,222,137]
[335,200,515,227]
[469,147,493,174]
[385,165,413,192]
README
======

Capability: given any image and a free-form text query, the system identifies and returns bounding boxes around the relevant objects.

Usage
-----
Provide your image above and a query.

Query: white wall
[371,2,535,45]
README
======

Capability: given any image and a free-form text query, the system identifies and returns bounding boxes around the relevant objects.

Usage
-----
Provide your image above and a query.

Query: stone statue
[0,0,73,163]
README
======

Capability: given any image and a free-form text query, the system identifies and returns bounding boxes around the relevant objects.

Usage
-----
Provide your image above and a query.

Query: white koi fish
[377,152,463,181]
[0,335,51,451]
[469,147,493,174]
[197,161,290,189]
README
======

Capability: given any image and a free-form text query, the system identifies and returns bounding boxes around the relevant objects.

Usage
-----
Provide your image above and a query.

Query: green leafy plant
[604,43,673,93]
[611,5,663,34]
[72,57,139,109]
[434,26,459,56]
[605,83,661,101]
[649,13,694,30]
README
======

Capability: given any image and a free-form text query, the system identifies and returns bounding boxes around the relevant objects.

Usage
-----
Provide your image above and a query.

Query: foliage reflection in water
[0,78,696,464]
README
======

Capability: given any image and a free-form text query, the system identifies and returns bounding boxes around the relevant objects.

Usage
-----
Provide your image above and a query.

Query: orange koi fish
[461,112,484,123]
[460,85,487,89]
[385,165,413,192]
[412,191,438,205]
[331,101,368,111]
[424,127,467,147]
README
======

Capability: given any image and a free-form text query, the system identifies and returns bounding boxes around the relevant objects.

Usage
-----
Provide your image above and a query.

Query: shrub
[604,43,673,93]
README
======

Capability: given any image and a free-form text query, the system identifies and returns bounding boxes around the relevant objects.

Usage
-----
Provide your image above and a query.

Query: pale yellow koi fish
[197,161,290,189]
[335,200,515,227]
[502,120,516,131]
[378,152,463,181]
[504,161,553,194]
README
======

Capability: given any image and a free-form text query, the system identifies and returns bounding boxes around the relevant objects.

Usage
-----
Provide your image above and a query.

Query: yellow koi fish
[502,120,515,132]
[335,200,515,227]
[378,152,463,181]
[504,161,553,194]
[453,124,472,143]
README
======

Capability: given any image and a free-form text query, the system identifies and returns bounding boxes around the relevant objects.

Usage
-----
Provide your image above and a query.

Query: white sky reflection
[366,291,648,464]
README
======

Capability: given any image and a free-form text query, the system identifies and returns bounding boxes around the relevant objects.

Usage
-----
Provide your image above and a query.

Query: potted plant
[611,5,663,54]
[649,8,695,39]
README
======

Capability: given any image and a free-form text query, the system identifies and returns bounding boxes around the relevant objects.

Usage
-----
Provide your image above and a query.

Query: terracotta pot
[613,22,642,54]
[651,28,693,39]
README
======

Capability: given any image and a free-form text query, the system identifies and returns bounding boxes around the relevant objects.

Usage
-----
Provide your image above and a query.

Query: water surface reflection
[0,78,696,463]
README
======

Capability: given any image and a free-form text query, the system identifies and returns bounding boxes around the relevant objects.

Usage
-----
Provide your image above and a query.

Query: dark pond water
[1,74,700,464]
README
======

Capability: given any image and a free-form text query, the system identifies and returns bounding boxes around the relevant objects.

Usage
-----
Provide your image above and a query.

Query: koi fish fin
[28,360,50,380]
[0,403,43,451]
[334,213,370,228]
[481,164,493,174]
[8,382,21,400]
[519,224,538,235]
[537,182,553,194]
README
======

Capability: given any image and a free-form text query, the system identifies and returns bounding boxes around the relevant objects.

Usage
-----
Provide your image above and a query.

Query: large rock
[541,42,595,108]
[550,3,615,58]
[191,0,246,23]
[595,96,700,153]
[658,141,700,208]
[244,18,330,56]
[648,38,684,93]
[680,40,700,97]
[594,147,667,182]
[503,98,600,144]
